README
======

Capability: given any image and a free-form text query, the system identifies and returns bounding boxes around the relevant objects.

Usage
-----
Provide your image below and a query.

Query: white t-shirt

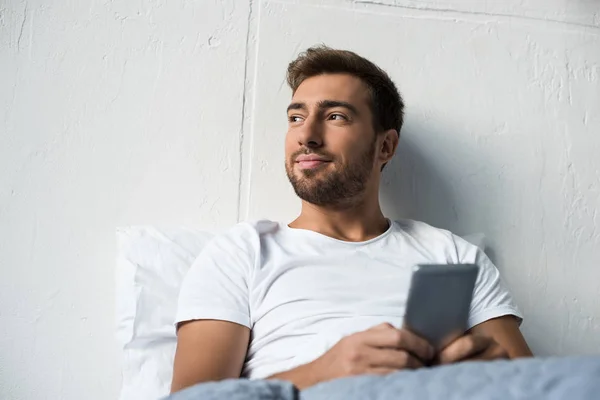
[176,219,522,379]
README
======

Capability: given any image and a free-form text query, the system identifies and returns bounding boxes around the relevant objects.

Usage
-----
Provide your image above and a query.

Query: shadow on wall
[380,122,458,231]
[379,120,502,265]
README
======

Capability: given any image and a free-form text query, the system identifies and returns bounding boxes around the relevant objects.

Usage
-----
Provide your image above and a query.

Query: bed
[116,226,600,400]
[167,356,600,400]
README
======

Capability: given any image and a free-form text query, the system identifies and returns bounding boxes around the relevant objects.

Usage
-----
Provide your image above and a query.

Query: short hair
[286,45,404,135]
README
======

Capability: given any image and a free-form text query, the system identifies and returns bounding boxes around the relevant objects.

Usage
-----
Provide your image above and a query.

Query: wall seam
[236,0,258,222]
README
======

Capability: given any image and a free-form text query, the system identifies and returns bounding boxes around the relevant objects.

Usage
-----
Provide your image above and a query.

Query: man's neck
[289,196,389,243]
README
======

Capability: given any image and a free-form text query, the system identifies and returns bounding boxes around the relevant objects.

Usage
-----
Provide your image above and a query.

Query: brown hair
[286,45,404,135]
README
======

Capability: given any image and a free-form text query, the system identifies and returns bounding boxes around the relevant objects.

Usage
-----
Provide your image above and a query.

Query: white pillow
[115,226,485,400]
[116,226,215,400]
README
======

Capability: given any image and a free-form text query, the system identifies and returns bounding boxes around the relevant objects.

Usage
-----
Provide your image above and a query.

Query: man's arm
[170,320,250,394]
[468,315,532,358]
[437,315,532,364]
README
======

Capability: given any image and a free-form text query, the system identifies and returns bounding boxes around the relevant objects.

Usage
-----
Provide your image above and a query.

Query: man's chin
[290,177,324,195]
[297,165,331,178]
[296,171,327,182]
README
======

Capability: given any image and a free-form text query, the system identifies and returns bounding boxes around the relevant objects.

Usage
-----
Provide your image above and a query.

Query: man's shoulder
[391,218,483,260]
[210,219,281,246]
[195,220,282,266]
[392,218,455,240]
[226,219,281,235]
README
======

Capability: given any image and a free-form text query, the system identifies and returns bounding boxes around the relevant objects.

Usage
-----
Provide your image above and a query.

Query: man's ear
[379,129,399,165]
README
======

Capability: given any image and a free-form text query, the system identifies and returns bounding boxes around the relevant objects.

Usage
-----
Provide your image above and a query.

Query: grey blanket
[166,356,600,400]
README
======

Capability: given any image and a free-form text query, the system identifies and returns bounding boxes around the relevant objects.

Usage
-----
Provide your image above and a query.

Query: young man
[170,46,532,394]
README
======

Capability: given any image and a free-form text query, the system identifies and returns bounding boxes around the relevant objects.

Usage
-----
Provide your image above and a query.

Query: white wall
[1,0,598,399]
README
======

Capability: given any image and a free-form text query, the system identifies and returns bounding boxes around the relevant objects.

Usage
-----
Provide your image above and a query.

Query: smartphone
[403,264,479,352]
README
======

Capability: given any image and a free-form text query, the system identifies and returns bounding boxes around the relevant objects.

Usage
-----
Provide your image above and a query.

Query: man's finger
[393,329,435,362]
[369,322,395,331]
[364,329,434,362]
[438,335,491,364]
[369,348,425,370]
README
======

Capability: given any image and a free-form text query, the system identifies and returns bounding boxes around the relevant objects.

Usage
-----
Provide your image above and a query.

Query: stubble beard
[285,138,377,208]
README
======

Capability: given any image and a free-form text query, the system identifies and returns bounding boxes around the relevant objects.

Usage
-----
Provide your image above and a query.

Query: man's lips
[295,154,331,169]
[297,160,330,169]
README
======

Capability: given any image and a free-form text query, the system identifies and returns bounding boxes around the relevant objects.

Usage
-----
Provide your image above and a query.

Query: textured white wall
[1,0,599,399]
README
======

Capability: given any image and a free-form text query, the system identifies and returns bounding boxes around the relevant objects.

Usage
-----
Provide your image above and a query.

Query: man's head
[284,45,404,208]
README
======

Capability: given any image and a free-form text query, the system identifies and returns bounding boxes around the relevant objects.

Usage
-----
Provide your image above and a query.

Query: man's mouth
[297,160,330,169]
[295,154,332,170]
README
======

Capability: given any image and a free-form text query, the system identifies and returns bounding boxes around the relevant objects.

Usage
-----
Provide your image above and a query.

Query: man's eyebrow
[286,102,307,113]
[286,100,360,116]
[318,100,359,116]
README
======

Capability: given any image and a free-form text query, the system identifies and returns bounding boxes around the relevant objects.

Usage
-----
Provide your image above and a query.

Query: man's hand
[436,315,532,365]
[313,322,435,378]
[268,323,433,389]
[437,334,508,365]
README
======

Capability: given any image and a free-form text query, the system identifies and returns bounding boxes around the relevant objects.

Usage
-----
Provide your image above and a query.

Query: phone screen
[402,264,479,351]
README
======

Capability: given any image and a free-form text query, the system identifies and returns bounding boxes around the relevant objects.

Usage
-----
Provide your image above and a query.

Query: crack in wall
[353,0,600,30]
[17,3,27,51]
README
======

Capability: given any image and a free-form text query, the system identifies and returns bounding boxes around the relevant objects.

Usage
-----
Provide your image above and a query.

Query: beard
[285,137,377,208]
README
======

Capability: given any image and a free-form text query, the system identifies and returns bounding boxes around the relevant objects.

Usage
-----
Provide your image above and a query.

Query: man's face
[285,73,379,207]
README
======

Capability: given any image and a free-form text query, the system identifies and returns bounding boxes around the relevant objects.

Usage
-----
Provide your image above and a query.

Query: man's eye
[329,114,347,121]
[288,115,303,123]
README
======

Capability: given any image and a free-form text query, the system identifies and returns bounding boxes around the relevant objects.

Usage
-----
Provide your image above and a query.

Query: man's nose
[298,118,323,148]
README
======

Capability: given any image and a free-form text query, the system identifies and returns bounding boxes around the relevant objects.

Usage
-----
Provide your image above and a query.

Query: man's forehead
[291,74,370,107]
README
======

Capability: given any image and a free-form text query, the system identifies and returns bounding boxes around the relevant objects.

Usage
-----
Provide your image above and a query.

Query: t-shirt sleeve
[452,234,523,329]
[175,225,256,329]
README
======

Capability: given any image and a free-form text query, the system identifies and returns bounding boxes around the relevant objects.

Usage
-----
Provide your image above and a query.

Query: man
[170,46,532,394]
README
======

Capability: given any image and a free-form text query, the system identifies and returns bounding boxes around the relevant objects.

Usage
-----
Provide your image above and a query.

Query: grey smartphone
[403,264,479,352]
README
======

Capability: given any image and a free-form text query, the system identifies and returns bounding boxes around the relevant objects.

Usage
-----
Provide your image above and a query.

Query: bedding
[166,356,600,400]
